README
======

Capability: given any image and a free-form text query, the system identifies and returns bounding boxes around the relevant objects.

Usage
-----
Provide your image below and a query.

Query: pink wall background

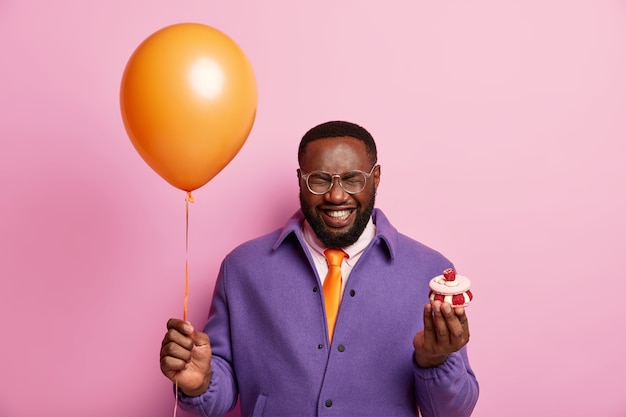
[2,1,625,416]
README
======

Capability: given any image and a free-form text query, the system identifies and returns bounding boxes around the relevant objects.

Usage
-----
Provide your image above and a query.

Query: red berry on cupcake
[443,268,456,282]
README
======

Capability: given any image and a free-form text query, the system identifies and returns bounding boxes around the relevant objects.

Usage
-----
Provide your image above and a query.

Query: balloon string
[184,191,194,321]
[175,192,194,417]
[174,379,179,417]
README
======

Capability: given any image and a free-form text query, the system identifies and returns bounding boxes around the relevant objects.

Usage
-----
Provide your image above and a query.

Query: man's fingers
[431,301,452,342]
[163,319,196,350]
[167,318,194,335]
[160,351,189,372]
[455,307,469,330]
[439,304,470,346]
[160,319,199,374]
[452,307,470,342]
[422,302,436,340]
[162,328,194,350]
[192,330,210,347]
[161,337,193,360]
[417,301,470,366]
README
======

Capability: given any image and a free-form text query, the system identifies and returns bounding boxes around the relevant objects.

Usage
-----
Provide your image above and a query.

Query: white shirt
[301,216,376,294]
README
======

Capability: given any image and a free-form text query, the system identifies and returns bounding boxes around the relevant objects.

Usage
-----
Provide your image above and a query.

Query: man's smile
[321,208,355,228]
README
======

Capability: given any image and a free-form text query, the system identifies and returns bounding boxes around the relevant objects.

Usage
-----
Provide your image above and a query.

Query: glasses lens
[340,171,367,194]
[307,172,333,194]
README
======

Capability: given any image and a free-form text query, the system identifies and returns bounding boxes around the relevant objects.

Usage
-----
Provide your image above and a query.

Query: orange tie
[323,249,347,343]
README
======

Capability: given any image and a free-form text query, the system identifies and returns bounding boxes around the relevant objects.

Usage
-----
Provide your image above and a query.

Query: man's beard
[300,192,375,248]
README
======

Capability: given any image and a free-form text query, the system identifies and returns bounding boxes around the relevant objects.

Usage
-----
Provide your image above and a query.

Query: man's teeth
[328,210,350,219]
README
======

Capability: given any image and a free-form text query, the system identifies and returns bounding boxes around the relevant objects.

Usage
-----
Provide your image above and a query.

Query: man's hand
[160,318,213,396]
[413,301,470,368]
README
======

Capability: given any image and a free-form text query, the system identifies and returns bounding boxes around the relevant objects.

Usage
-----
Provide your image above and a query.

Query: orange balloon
[120,23,257,192]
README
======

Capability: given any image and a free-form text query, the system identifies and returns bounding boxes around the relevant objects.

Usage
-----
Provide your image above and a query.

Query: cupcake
[428,268,473,307]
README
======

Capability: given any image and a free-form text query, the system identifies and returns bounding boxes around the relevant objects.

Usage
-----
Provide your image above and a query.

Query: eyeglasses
[299,165,378,195]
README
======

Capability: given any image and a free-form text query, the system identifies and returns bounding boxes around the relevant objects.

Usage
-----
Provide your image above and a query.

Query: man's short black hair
[298,120,378,166]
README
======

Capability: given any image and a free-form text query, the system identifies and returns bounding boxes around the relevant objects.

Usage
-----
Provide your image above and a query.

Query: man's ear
[373,165,381,188]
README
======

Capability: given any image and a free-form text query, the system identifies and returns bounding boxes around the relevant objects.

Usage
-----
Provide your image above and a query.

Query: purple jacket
[178,209,479,417]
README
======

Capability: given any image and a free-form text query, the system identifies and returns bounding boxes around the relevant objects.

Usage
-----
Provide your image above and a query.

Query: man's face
[298,136,380,248]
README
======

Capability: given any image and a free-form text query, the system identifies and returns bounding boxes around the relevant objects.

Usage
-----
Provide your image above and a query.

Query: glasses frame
[299,164,379,195]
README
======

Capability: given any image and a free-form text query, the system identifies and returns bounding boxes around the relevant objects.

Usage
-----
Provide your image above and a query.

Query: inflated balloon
[120,23,257,192]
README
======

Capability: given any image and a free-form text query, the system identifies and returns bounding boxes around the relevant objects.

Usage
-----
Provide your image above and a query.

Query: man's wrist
[179,375,211,397]
[414,353,449,368]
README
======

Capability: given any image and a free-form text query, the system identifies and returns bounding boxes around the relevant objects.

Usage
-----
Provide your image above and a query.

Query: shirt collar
[301,216,376,265]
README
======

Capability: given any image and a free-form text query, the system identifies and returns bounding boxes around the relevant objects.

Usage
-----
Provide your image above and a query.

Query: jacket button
[317,344,323,349]
[313,287,318,292]
[325,399,333,407]
[349,289,356,297]
[337,345,345,352]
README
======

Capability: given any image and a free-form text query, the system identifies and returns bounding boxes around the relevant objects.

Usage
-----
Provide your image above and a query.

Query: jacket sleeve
[176,262,239,417]
[175,356,238,417]
[413,346,479,417]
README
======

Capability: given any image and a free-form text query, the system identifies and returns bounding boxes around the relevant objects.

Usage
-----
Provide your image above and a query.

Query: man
[160,121,479,416]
